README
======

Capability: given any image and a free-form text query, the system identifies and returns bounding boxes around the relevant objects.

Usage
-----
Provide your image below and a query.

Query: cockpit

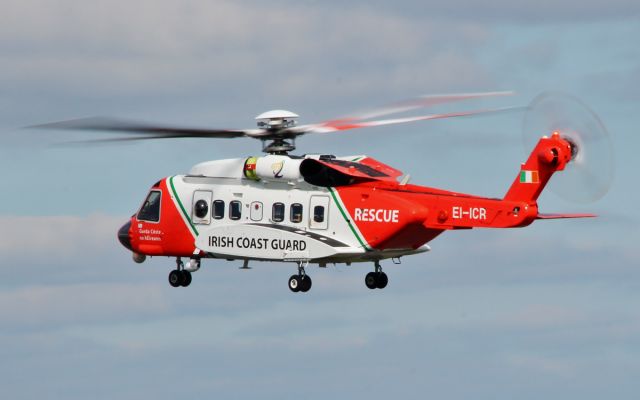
[137,190,161,222]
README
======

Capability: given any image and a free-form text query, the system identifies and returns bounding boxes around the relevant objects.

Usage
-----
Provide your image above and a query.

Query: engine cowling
[243,155,304,182]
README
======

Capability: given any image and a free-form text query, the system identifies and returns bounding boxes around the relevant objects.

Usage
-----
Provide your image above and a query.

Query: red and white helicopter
[36,92,612,292]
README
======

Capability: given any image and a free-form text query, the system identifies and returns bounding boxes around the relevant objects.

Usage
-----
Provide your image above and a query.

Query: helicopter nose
[118,221,133,251]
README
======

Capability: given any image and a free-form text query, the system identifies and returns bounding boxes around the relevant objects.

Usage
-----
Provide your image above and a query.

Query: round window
[194,199,209,218]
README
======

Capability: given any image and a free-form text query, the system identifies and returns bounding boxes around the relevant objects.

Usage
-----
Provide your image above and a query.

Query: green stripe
[351,156,365,162]
[169,176,199,236]
[520,170,526,183]
[328,187,370,250]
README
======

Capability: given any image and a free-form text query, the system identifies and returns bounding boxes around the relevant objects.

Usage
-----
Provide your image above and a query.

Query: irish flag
[520,170,539,183]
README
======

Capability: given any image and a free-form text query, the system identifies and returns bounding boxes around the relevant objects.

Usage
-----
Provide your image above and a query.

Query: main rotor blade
[300,106,524,134]
[350,90,514,121]
[28,117,262,139]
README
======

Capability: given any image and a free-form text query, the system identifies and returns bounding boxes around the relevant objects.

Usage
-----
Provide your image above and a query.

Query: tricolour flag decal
[520,170,539,184]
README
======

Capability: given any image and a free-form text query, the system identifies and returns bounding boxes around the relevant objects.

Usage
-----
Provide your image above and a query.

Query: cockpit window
[138,190,161,222]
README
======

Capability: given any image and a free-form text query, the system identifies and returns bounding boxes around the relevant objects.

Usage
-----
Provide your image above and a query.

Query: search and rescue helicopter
[34,92,612,292]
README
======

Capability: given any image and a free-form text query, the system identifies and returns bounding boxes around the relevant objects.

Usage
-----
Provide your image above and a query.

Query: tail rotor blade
[523,92,614,203]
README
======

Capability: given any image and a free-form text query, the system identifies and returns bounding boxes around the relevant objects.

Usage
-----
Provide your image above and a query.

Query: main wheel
[168,270,183,287]
[300,275,312,292]
[376,272,388,289]
[288,275,301,292]
[365,272,378,289]
[181,271,192,287]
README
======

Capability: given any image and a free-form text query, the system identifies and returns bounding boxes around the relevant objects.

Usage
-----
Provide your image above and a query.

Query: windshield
[137,190,161,222]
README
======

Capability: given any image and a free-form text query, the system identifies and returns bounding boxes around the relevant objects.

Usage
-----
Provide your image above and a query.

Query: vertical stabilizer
[504,132,574,202]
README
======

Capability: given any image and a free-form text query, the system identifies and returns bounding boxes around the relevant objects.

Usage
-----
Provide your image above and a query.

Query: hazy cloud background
[0,1,639,399]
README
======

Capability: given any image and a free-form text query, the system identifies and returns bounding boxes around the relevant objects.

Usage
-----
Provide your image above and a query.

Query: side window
[290,203,303,223]
[138,191,161,222]
[272,202,285,222]
[229,200,242,220]
[309,196,329,230]
[313,205,325,223]
[213,200,225,220]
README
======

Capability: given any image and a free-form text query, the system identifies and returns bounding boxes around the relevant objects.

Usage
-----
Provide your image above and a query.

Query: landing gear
[181,270,192,286]
[288,275,312,292]
[288,261,312,293]
[365,261,388,290]
[169,257,192,288]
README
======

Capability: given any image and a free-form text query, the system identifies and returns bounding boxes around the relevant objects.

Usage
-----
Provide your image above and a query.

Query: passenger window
[229,200,242,220]
[138,191,161,222]
[272,202,285,222]
[290,203,303,223]
[213,200,225,219]
[313,205,325,223]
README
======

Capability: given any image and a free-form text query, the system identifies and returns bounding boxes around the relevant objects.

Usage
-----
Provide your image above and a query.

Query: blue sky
[1,1,639,399]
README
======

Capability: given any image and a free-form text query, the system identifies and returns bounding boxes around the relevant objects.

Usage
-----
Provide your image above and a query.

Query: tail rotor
[522,92,614,203]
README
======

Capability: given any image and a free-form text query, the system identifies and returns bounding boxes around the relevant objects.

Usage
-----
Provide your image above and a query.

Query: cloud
[505,353,578,378]
[0,214,124,259]
[0,0,494,100]
[0,282,169,330]
[322,0,640,22]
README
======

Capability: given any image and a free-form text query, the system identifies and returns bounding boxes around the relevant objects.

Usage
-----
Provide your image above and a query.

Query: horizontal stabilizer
[536,213,596,220]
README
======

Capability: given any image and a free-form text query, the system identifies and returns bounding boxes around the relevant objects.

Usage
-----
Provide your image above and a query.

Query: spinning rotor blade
[29,117,264,141]
[297,106,522,134]
[28,91,518,152]
[349,90,514,121]
[523,92,613,203]
[289,90,515,134]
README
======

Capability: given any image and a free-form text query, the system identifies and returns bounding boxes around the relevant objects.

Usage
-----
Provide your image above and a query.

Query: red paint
[333,134,576,250]
[129,178,196,257]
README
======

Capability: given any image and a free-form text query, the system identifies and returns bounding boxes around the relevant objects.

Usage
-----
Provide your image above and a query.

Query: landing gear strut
[365,261,388,289]
[288,261,312,293]
[169,257,192,288]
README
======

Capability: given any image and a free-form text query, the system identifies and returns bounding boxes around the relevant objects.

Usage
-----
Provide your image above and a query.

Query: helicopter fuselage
[116,132,592,290]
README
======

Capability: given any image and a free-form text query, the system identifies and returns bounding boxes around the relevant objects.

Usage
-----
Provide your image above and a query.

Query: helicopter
[33,91,613,292]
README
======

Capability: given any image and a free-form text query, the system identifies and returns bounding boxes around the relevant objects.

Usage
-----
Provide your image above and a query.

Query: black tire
[288,275,301,292]
[168,270,183,287]
[300,275,312,292]
[376,272,388,289]
[181,271,192,287]
[365,272,377,289]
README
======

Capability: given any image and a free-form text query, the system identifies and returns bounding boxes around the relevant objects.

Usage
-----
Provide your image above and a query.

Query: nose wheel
[169,257,193,287]
[365,261,388,289]
[288,261,312,293]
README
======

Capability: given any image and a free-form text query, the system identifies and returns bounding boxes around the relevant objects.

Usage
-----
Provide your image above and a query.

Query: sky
[1,1,639,399]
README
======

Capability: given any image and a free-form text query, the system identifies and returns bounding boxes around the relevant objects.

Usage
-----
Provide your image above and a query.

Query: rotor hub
[255,110,299,130]
[255,110,300,154]
[262,137,296,155]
